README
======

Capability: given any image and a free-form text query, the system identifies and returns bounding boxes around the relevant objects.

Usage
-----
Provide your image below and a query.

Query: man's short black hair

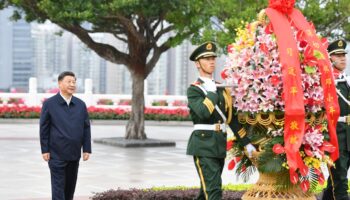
[58,71,76,81]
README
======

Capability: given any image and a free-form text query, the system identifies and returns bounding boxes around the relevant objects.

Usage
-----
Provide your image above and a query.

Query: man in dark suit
[187,42,255,200]
[322,39,349,200]
[40,71,92,200]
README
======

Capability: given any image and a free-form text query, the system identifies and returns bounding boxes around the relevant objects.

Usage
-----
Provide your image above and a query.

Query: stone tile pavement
[0,121,258,200]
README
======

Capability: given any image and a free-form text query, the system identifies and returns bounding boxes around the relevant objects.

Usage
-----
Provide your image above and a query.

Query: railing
[0,78,188,108]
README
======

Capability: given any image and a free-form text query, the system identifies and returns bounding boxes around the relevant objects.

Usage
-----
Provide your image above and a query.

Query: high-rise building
[0,8,34,92]
[31,22,66,91]
[104,34,131,94]
[147,51,168,95]
[167,40,197,95]
[31,22,107,93]
[71,33,107,93]
[0,8,13,91]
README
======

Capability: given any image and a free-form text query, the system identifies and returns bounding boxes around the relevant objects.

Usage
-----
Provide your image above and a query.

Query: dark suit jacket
[40,93,92,161]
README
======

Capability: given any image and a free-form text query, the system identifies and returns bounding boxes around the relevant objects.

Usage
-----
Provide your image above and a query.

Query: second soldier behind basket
[322,39,349,200]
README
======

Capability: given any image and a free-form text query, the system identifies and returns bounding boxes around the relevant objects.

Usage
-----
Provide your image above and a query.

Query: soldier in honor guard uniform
[322,39,349,200]
[186,41,256,200]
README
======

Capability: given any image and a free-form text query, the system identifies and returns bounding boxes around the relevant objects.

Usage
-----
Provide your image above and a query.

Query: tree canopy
[1,0,348,139]
[193,0,350,48]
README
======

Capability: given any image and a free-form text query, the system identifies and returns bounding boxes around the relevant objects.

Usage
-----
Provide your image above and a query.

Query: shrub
[118,99,131,105]
[152,100,168,106]
[8,98,24,105]
[172,100,187,107]
[91,189,245,200]
[97,99,114,105]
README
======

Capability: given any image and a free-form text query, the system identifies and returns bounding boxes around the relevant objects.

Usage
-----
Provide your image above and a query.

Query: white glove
[203,80,217,92]
[245,143,256,158]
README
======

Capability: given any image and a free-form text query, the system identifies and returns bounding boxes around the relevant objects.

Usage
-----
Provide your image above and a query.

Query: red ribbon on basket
[289,9,340,162]
[265,7,307,177]
[265,0,340,183]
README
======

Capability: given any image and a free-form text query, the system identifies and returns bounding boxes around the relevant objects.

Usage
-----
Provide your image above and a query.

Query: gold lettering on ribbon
[288,67,296,76]
[326,78,332,86]
[290,121,299,130]
[327,94,334,102]
[290,86,298,95]
[329,106,335,116]
[323,65,329,73]
[306,29,312,36]
[290,134,298,144]
[287,48,293,56]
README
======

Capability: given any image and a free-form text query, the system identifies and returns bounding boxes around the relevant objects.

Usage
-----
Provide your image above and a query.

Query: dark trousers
[322,149,350,200]
[194,156,225,200]
[49,159,79,200]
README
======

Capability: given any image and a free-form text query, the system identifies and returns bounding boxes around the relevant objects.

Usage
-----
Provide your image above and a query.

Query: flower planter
[242,173,316,200]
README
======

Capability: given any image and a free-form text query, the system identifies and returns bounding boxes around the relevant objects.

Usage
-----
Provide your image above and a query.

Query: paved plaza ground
[0,120,259,200]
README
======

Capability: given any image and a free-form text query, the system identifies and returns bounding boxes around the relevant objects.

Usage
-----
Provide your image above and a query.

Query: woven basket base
[242,173,316,200]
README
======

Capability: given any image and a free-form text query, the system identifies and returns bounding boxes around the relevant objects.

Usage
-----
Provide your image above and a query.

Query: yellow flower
[282,162,289,169]
[303,156,321,169]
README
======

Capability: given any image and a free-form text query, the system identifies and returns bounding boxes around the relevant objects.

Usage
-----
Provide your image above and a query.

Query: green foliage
[300,0,350,40]
[236,157,257,183]
[192,0,350,49]
[307,168,321,193]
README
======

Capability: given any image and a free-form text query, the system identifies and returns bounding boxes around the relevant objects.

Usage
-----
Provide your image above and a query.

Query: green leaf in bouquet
[313,50,325,59]
[299,53,304,62]
[236,158,257,183]
[306,168,320,192]
[305,66,316,74]
[257,151,285,173]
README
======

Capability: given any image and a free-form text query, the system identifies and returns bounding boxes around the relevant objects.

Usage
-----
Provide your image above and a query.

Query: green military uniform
[323,39,350,200]
[187,42,250,200]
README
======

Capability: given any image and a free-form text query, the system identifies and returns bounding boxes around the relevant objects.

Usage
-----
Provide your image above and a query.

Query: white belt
[193,124,227,132]
[338,116,350,124]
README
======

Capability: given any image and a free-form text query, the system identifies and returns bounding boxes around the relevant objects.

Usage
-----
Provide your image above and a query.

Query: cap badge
[338,40,343,47]
[206,43,212,50]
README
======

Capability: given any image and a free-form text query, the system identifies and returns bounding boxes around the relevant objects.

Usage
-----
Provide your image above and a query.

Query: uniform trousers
[322,148,350,200]
[194,156,225,200]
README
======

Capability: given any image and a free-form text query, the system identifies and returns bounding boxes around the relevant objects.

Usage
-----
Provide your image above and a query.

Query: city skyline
[0,7,203,95]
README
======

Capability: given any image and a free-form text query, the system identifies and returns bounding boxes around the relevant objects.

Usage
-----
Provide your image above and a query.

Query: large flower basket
[223,0,340,198]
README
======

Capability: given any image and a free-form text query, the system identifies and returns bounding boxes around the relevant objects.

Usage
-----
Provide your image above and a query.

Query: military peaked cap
[327,39,347,55]
[189,42,217,61]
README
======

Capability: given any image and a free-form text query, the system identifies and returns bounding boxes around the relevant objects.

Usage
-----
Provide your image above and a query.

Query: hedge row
[92,189,245,200]
[91,188,324,200]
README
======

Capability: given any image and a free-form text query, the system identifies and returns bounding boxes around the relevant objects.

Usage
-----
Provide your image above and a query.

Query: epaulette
[191,81,201,86]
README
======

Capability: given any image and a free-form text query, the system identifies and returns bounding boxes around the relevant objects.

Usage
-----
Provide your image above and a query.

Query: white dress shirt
[59,92,72,106]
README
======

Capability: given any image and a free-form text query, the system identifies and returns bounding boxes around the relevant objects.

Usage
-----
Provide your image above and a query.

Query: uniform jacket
[40,93,92,161]
[186,79,250,158]
[335,80,350,151]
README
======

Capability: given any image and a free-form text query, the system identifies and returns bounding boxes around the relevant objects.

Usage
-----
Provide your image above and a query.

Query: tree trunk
[125,72,147,139]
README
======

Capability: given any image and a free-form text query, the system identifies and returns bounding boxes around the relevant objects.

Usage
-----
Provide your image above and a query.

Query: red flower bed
[0,105,190,121]
[0,105,41,118]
